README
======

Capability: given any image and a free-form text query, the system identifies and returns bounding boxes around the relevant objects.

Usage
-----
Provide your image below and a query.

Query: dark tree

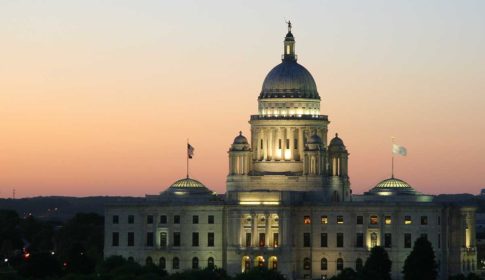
[17,251,62,278]
[362,246,392,280]
[329,268,360,280]
[55,213,104,274]
[0,210,23,256]
[402,236,438,280]
[233,267,286,280]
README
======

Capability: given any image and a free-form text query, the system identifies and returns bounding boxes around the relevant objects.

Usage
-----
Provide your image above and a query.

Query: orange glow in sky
[1,1,484,197]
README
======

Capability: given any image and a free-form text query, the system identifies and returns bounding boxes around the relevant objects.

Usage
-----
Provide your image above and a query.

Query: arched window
[337,258,344,271]
[145,256,153,266]
[208,257,214,269]
[242,256,251,272]
[269,256,277,270]
[303,257,311,270]
[192,257,199,269]
[173,257,179,269]
[320,258,327,270]
[257,256,265,267]
[159,257,166,270]
[355,258,363,271]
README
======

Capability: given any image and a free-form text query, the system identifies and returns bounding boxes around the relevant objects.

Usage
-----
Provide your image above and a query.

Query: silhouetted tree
[402,236,437,280]
[56,213,104,274]
[330,268,360,280]
[362,246,391,280]
[233,267,285,280]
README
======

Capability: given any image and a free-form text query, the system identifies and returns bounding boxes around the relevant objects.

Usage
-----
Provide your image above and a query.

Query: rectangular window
[245,233,251,247]
[420,216,428,225]
[173,232,181,247]
[294,139,298,149]
[278,139,282,149]
[193,215,199,224]
[160,232,167,247]
[437,216,441,225]
[146,232,154,247]
[370,215,378,225]
[304,215,311,224]
[356,233,364,248]
[273,233,279,247]
[259,233,265,247]
[356,216,363,225]
[384,233,392,248]
[404,233,412,248]
[208,232,214,247]
[127,232,134,246]
[208,215,214,224]
[286,139,290,149]
[174,215,180,224]
[147,215,153,224]
[438,234,441,249]
[404,216,412,225]
[337,233,344,247]
[303,233,311,247]
[320,233,328,247]
[112,215,119,224]
[160,215,167,224]
[261,139,263,149]
[128,215,135,224]
[112,232,119,247]
[337,216,344,224]
[192,232,199,247]
[321,215,328,224]
[385,216,392,225]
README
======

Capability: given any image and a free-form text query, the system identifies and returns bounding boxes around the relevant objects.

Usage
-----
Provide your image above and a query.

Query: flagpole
[391,137,395,178]
[186,139,189,178]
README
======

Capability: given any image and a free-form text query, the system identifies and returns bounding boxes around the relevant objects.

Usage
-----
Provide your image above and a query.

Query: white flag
[392,144,407,156]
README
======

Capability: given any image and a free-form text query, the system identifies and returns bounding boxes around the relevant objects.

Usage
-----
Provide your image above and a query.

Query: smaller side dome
[329,133,345,147]
[367,177,417,196]
[307,134,322,144]
[233,131,248,144]
[170,177,206,188]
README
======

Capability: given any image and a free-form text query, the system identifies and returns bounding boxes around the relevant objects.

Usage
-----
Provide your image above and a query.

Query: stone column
[256,128,261,161]
[282,127,287,161]
[276,127,282,161]
[298,127,304,161]
[265,214,271,247]
[268,128,273,160]
[251,213,257,247]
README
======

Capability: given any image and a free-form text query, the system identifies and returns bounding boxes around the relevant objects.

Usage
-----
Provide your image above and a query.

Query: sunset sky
[1,1,484,197]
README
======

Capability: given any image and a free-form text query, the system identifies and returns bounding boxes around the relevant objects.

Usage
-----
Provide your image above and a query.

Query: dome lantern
[283,20,297,62]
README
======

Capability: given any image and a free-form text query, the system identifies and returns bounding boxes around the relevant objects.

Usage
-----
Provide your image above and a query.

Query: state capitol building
[104,24,477,279]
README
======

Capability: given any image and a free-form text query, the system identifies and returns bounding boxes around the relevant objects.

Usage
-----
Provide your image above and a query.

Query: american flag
[187,143,194,159]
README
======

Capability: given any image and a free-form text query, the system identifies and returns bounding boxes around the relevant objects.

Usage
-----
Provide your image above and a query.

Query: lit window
[404,216,412,225]
[385,216,392,225]
[370,215,378,225]
[304,216,311,224]
[321,215,328,224]
[337,216,344,224]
